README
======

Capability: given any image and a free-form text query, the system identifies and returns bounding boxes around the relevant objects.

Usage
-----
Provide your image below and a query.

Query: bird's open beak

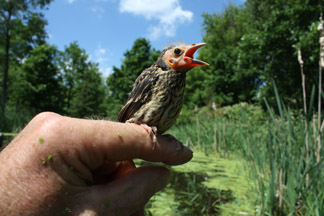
[183,43,209,67]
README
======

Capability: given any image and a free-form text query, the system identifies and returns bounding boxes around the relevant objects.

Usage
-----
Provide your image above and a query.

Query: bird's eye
[174,48,181,55]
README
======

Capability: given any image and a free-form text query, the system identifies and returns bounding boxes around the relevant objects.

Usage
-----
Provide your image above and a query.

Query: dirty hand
[0,112,193,216]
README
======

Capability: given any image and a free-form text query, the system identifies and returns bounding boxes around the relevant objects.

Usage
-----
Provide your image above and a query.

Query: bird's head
[158,43,209,71]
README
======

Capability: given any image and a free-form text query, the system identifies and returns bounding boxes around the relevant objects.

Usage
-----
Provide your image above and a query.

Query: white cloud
[119,0,193,40]
[67,0,77,4]
[95,0,116,2]
[46,29,54,40]
[91,45,113,78]
[101,67,113,78]
[96,46,106,56]
[91,5,105,19]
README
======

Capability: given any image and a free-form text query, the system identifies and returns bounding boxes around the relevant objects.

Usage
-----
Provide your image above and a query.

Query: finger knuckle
[35,113,65,136]
[31,112,61,124]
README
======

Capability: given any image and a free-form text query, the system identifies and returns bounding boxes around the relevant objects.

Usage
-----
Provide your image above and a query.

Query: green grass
[164,98,324,215]
[1,91,323,215]
[137,151,256,216]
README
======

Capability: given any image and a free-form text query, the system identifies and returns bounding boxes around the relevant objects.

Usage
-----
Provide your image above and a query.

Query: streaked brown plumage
[118,43,208,145]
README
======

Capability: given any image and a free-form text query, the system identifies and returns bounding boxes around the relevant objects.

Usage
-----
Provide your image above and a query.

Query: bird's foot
[164,134,184,155]
[139,124,158,150]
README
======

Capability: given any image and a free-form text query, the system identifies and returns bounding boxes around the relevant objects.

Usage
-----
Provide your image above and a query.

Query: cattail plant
[298,47,310,187]
[317,14,323,164]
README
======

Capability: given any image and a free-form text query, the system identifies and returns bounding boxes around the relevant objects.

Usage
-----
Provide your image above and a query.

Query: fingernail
[186,146,193,154]
[164,145,193,165]
[182,145,193,158]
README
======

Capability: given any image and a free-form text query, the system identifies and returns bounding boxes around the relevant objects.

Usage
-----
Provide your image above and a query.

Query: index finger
[40,114,193,166]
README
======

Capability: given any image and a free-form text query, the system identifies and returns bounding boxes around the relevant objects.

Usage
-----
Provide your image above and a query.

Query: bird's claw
[139,124,158,150]
[138,125,183,154]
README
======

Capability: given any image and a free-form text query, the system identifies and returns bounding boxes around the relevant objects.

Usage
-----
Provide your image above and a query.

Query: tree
[187,5,258,107]
[243,0,322,108]
[105,38,160,117]
[59,42,105,117]
[16,44,64,114]
[189,1,322,109]
[59,41,89,113]
[0,0,52,118]
[69,62,105,118]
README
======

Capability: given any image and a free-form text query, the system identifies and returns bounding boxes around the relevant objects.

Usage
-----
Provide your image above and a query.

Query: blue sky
[44,0,245,77]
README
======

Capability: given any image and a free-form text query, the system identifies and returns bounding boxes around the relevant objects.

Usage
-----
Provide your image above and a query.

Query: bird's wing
[117,67,158,122]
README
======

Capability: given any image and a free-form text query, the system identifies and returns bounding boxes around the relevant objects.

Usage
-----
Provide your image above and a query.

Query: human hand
[0,112,192,216]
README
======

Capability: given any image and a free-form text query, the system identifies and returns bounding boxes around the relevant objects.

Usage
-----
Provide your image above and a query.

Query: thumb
[77,166,170,215]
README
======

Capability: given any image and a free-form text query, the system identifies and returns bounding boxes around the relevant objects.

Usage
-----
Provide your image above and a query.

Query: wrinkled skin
[0,112,192,216]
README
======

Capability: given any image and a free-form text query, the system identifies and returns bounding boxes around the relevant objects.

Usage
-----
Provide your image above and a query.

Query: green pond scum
[136,151,256,216]
[48,155,53,161]
[41,157,46,165]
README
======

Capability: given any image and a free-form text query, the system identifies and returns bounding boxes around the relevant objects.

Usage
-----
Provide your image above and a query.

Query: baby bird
[118,43,208,149]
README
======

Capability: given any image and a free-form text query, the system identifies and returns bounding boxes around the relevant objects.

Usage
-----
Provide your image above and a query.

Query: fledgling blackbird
[118,43,208,149]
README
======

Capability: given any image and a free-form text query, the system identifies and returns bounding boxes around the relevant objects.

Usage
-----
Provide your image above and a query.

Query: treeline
[0,0,159,131]
[1,0,323,131]
[187,0,322,109]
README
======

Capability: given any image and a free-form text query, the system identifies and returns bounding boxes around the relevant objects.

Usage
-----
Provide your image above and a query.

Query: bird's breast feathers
[121,67,186,133]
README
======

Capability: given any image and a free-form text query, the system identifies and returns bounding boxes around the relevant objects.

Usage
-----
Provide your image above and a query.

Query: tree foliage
[14,44,64,114]
[57,42,105,117]
[186,5,260,107]
[1,0,323,131]
[59,42,90,112]
[186,1,322,108]
[69,62,105,118]
[244,0,321,107]
[105,38,160,118]
[0,0,52,117]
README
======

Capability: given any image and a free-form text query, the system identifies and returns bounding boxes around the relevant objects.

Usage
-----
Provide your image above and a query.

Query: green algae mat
[136,151,257,215]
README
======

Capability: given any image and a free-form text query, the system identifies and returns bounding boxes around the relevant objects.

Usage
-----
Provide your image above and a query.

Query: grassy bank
[139,151,256,216]
[1,97,323,215]
[166,99,324,215]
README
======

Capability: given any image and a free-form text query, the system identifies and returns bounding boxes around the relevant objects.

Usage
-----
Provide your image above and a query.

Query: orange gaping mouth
[184,43,209,66]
